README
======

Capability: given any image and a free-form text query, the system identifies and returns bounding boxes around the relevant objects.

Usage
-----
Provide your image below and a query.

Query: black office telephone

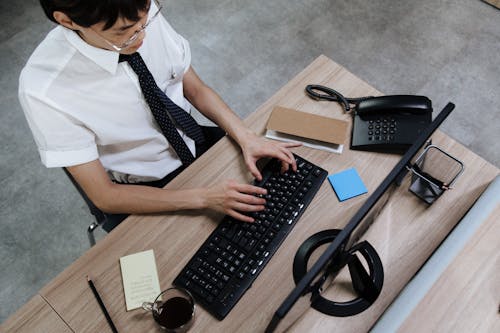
[351,95,432,153]
[305,85,432,154]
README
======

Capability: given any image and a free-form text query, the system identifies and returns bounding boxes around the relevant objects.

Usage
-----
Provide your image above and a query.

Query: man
[19,0,299,224]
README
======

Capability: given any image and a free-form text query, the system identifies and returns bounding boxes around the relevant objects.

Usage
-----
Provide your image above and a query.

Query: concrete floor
[1,0,499,323]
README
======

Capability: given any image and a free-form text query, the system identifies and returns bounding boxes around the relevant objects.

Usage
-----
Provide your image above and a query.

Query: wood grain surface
[399,205,500,333]
[0,295,72,333]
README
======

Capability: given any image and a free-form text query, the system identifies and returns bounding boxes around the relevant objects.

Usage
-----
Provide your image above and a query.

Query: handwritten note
[120,249,161,311]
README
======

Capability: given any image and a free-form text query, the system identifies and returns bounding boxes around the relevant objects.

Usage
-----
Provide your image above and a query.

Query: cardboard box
[265,106,349,154]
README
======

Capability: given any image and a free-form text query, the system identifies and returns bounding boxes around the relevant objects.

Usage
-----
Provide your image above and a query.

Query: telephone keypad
[368,117,397,142]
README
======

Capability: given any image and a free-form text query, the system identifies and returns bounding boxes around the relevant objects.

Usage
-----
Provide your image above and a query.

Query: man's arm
[182,67,300,181]
[66,159,266,222]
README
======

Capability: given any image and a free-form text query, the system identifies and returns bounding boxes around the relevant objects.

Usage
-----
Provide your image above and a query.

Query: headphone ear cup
[292,229,342,284]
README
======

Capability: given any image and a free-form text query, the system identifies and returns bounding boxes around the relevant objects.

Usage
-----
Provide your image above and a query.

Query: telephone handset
[305,85,432,154]
[356,95,432,116]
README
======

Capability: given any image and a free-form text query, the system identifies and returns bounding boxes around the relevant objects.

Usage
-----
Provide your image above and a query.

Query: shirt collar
[62,26,120,74]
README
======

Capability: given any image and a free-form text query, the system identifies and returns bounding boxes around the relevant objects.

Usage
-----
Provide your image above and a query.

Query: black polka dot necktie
[119,52,205,166]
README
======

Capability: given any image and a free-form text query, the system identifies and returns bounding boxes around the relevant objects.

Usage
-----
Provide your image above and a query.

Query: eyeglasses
[91,0,163,52]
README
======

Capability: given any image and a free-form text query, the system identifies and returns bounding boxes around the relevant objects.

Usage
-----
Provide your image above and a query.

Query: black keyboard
[174,154,327,320]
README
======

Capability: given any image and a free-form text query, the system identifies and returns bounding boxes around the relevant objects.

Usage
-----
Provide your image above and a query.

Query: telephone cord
[305,84,373,113]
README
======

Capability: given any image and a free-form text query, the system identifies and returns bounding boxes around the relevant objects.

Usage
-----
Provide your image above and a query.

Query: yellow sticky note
[120,249,161,311]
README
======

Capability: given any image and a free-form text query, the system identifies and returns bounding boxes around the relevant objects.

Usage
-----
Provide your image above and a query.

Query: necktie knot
[118,54,128,63]
[119,52,143,64]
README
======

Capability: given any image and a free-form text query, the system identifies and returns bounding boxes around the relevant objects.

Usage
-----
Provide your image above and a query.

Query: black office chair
[63,168,127,246]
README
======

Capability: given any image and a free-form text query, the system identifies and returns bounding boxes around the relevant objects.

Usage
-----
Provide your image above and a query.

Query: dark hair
[39,0,149,30]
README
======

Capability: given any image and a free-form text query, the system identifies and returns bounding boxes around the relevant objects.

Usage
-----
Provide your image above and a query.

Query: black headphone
[292,229,384,317]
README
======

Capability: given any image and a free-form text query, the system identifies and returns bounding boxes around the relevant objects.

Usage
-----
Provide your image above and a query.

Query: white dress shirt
[19,2,195,183]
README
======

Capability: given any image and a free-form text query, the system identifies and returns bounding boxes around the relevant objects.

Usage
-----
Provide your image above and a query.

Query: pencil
[87,276,118,333]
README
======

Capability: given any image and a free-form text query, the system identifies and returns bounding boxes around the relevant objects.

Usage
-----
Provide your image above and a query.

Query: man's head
[40,0,158,54]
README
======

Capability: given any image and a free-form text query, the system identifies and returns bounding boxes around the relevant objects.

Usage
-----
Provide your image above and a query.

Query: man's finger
[231,202,265,213]
[246,161,263,181]
[235,183,267,195]
[233,192,266,206]
[280,141,302,149]
[228,209,255,223]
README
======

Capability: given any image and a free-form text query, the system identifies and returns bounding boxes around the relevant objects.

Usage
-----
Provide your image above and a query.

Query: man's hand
[182,67,301,181]
[239,131,301,181]
[204,179,268,223]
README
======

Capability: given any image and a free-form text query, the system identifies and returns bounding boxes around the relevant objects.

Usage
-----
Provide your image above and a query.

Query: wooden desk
[0,295,71,333]
[399,204,500,332]
[3,56,499,332]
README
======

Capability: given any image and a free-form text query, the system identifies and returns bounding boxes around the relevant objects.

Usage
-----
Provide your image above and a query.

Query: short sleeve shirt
[19,2,194,183]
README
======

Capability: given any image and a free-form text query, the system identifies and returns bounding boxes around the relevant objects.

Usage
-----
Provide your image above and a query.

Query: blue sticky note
[328,168,368,202]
